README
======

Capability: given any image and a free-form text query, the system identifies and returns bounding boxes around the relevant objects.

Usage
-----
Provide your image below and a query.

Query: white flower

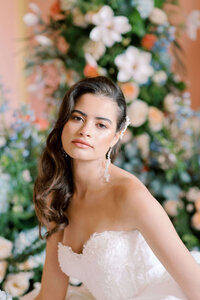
[0,290,12,300]
[35,35,53,46]
[127,100,149,127]
[84,53,106,76]
[72,8,88,27]
[135,0,154,19]
[22,170,32,182]
[0,172,10,213]
[17,251,46,271]
[84,53,97,68]
[135,133,150,158]
[0,261,8,283]
[12,205,24,213]
[29,3,41,15]
[90,5,131,47]
[3,272,33,297]
[186,10,200,40]
[152,70,167,84]
[164,93,179,113]
[148,106,164,131]
[186,203,194,212]
[85,11,98,24]
[0,237,13,259]
[114,46,154,84]
[83,40,105,60]
[17,258,37,271]
[186,187,200,202]
[0,136,6,147]
[23,13,39,27]
[149,8,168,25]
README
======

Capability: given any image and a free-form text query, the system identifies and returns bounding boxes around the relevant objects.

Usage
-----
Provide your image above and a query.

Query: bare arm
[123,181,200,300]
[34,222,69,300]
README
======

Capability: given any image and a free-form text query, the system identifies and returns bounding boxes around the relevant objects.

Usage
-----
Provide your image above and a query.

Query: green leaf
[129,10,146,37]
[166,168,176,182]
[154,0,166,8]
[182,234,200,250]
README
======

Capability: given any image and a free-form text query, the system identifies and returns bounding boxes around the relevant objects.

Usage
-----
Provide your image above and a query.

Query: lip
[72,139,93,148]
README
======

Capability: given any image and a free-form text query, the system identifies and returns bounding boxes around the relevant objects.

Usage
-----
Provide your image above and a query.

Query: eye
[71,115,83,121]
[97,123,107,129]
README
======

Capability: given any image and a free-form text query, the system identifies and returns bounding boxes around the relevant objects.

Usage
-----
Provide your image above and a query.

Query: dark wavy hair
[33,76,128,240]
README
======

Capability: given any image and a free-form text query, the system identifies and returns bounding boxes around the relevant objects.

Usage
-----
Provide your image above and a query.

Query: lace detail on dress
[58,229,200,300]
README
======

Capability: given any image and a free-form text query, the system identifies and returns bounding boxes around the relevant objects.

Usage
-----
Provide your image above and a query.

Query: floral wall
[0,0,199,116]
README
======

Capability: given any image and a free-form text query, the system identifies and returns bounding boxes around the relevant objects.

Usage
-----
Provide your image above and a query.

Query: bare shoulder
[112,163,150,197]
[112,164,160,229]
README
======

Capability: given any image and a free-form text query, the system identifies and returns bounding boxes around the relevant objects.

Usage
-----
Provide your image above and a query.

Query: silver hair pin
[119,115,131,140]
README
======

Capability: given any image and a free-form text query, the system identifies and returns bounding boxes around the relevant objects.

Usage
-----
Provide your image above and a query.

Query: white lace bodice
[57,229,200,300]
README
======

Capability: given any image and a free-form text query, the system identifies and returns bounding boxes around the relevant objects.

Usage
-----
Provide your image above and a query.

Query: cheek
[61,123,71,144]
[95,130,115,150]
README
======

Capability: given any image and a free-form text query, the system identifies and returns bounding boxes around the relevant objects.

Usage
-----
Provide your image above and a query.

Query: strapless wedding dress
[20,229,200,300]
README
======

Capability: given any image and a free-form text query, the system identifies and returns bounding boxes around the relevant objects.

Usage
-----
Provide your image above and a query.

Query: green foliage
[129,9,146,37]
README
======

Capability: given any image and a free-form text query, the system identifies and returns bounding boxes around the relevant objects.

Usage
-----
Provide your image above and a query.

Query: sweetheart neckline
[58,228,140,257]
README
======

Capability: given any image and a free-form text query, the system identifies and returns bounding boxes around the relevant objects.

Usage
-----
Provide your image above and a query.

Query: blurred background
[0,0,199,114]
[0,1,200,299]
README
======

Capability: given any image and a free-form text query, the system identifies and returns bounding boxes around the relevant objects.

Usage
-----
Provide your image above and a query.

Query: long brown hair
[33,76,128,240]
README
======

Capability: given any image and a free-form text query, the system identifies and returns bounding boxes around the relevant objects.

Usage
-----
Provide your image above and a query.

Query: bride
[21,76,200,300]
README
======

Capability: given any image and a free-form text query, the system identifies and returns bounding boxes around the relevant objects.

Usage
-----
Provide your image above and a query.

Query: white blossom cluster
[13,226,46,255]
[0,289,12,300]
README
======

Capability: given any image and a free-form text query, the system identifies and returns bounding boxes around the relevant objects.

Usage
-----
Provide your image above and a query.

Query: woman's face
[61,93,121,161]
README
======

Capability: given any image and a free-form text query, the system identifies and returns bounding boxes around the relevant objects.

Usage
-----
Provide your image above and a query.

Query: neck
[71,157,112,199]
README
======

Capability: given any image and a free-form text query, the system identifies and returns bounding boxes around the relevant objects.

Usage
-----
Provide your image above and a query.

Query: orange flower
[34,117,49,131]
[120,82,139,102]
[142,165,149,172]
[19,114,30,121]
[195,198,200,211]
[23,115,31,121]
[57,36,69,54]
[50,1,65,21]
[191,212,200,230]
[148,106,164,132]
[141,34,157,50]
[83,64,99,77]
[50,1,60,15]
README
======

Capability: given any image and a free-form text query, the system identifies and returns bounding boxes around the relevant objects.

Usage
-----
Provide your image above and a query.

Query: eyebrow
[71,109,112,124]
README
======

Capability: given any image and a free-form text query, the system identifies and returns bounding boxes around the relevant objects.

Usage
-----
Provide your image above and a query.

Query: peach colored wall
[179,0,200,110]
[0,0,199,115]
[166,0,200,109]
[0,1,27,111]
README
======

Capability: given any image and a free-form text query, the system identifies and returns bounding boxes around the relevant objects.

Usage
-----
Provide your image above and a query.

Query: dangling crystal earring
[104,147,112,182]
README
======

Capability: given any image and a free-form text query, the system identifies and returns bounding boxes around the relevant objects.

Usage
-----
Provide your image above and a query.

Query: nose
[78,120,92,137]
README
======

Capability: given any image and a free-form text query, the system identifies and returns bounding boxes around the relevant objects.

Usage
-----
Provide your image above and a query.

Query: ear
[110,130,121,148]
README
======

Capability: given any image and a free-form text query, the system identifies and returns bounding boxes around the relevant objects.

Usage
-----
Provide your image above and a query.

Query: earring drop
[104,147,112,182]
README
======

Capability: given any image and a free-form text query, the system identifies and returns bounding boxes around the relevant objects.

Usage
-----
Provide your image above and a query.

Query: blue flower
[22,149,30,157]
